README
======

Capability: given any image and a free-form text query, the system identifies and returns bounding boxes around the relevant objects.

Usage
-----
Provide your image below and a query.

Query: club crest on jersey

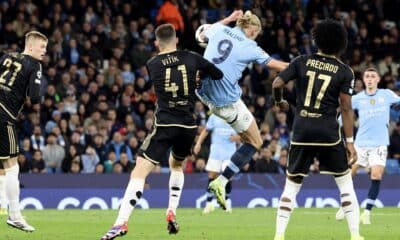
[370,99,375,105]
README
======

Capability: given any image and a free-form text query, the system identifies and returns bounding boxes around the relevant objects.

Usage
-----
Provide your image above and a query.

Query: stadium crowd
[0,0,400,174]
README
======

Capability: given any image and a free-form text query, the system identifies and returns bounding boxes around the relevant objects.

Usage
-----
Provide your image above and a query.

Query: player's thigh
[354,146,370,168]
[171,127,197,161]
[318,143,350,175]
[140,126,173,164]
[287,145,316,177]
[205,158,226,173]
[0,122,18,161]
[368,146,387,167]
[213,99,253,133]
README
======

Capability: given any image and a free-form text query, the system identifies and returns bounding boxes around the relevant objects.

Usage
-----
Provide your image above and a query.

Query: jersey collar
[316,52,337,59]
[364,89,379,96]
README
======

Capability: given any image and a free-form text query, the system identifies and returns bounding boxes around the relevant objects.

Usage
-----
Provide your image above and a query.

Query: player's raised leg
[100,156,154,240]
[210,110,262,210]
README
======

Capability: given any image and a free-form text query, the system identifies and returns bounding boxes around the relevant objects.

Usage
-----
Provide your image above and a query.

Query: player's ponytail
[236,10,261,30]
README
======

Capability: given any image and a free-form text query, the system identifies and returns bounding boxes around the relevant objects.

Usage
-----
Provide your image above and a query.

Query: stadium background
[0,0,399,209]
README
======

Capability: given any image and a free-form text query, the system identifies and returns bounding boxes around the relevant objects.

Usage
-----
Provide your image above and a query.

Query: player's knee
[370,169,383,180]
[248,136,262,149]
[170,159,184,170]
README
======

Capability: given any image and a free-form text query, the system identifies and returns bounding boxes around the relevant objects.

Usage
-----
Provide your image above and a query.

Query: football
[195,24,211,48]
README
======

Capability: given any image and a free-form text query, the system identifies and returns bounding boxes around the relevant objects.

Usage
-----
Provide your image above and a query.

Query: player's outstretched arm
[266,59,289,72]
[220,10,243,25]
[193,128,209,155]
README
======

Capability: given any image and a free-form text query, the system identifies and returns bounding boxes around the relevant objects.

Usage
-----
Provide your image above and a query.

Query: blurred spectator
[104,151,117,173]
[70,157,82,173]
[254,148,279,173]
[156,0,184,34]
[95,163,104,174]
[119,152,134,173]
[113,162,123,173]
[31,150,46,174]
[81,146,100,173]
[30,126,45,151]
[21,137,33,162]
[42,133,65,173]
[93,133,107,163]
[106,131,133,162]
[45,110,62,134]
[18,153,31,173]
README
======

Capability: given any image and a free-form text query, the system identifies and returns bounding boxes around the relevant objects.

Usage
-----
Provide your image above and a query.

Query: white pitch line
[302,211,400,216]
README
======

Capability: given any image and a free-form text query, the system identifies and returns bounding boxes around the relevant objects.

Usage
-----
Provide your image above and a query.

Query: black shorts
[139,126,197,164]
[0,121,19,160]
[287,142,350,177]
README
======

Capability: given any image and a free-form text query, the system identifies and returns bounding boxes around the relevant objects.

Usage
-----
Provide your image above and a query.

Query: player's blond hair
[25,31,48,45]
[236,11,261,30]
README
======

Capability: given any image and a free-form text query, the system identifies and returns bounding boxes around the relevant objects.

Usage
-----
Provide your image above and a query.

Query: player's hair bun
[237,10,261,29]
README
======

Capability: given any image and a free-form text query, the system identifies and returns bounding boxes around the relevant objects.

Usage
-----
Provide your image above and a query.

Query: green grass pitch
[1,208,399,240]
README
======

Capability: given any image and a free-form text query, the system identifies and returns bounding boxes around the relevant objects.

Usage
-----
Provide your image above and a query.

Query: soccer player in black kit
[272,20,364,240]
[0,31,47,232]
[101,23,222,240]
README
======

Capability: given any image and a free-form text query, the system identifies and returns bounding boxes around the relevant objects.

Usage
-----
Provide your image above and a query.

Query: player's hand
[275,100,289,112]
[346,142,357,166]
[228,10,243,22]
[193,144,201,155]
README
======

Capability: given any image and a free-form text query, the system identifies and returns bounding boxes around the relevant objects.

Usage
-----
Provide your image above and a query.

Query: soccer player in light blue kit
[193,114,240,213]
[196,10,288,209]
[336,67,400,224]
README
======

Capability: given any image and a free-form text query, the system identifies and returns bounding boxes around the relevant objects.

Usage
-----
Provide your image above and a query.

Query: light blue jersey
[206,114,237,160]
[353,89,400,147]
[197,23,272,107]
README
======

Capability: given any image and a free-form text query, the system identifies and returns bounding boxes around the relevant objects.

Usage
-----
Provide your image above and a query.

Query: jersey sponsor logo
[299,109,322,118]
